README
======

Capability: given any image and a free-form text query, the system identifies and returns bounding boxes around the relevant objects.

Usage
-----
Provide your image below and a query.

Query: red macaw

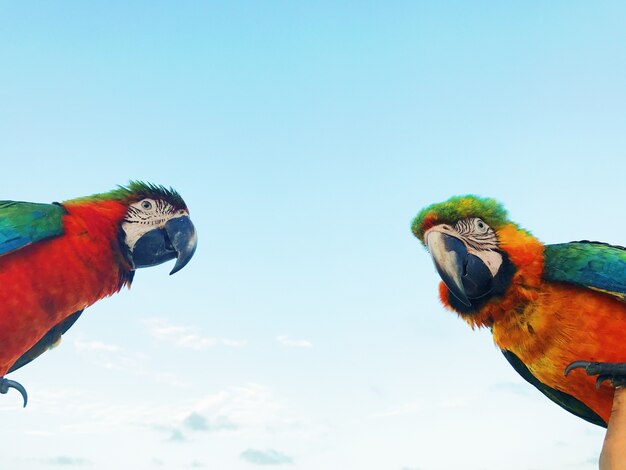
[413,195,626,428]
[0,182,197,406]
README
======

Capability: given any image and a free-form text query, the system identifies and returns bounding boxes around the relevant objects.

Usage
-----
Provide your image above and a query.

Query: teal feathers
[0,202,65,257]
[544,242,626,302]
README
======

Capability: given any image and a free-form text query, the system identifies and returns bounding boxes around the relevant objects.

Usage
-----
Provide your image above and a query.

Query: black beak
[425,231,493,307]
[131,216,198,275]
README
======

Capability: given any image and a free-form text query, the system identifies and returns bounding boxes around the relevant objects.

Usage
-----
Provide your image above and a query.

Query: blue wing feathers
[543,242,626,300]
[0,201,65,257]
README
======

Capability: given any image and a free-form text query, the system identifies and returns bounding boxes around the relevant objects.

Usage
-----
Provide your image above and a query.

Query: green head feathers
[412,195,511,245]
[69,181,188,211]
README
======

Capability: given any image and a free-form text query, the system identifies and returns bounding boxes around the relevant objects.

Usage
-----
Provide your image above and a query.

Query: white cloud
[74,340,121,353]
[27,386,188,436]
[276,335,312,348]
[146,382,311,445]
[143,318,246,350]
[183,412,237,432]
[72,337,190,388]
[240,449,294,466]
[191,383,282,430]
[47,456,92,466]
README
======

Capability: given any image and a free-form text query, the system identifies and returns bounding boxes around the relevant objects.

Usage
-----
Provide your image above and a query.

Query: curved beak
[131,216,198,275]
[166,216,198,275]
[425,230,471,307]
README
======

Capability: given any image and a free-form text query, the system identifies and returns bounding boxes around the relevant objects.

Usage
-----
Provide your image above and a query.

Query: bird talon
[596,375,612,390]
[612,377,626,388]
[565,360,594,376]
[0,378,28,407]
[565,361,626,391]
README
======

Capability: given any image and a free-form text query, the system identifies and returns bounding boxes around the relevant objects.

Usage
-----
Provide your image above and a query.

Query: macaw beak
[426,230,471,306]
[425,229,493,307]
[131,215,198,275]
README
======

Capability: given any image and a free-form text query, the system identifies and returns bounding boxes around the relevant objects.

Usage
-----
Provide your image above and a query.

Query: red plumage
[0,200,130,376]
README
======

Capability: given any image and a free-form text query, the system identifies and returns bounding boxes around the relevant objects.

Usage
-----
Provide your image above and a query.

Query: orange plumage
[438,223,622,424]
[414,195,626,427]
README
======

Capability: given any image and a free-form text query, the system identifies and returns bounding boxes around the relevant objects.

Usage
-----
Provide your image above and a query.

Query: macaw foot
[0,377,28,407]
[565,361,626,390]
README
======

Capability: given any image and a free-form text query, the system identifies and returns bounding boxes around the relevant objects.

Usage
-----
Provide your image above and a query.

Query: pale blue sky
[1,1,625,469]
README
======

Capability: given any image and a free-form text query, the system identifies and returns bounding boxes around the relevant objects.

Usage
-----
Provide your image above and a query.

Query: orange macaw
[413,195,626,427]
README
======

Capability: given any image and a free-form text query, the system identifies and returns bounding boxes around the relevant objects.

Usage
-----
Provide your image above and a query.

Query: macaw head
[115,182,198,275]
[412,195,543,321]
[66,182,198,275]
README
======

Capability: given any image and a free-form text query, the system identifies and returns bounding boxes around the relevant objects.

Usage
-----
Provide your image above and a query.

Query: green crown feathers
[412,195,510,244]
[70,181,187,210]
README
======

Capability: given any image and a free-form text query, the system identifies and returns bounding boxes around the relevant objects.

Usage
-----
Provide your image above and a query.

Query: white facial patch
[454,218,502,276]
[121,199,186,251]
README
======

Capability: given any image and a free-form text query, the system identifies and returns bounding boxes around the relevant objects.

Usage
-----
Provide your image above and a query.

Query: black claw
[0,378,28,407]
[596,375,612,390]
[613,377,626,388]
[565,360,626,391]
[565,361,594,377]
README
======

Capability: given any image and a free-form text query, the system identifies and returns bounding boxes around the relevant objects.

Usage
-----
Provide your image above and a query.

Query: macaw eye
[474,218,488,233]
[141,200,153,210]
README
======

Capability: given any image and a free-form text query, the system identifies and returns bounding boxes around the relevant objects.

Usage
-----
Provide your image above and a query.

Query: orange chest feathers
[489,283,626,424]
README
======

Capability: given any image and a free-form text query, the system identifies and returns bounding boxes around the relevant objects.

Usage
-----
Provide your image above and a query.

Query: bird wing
[502,350,607,427]
[543,241,626,302]
[0,201,69,373]
[8,310,83,374]
[0,201,65,257]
